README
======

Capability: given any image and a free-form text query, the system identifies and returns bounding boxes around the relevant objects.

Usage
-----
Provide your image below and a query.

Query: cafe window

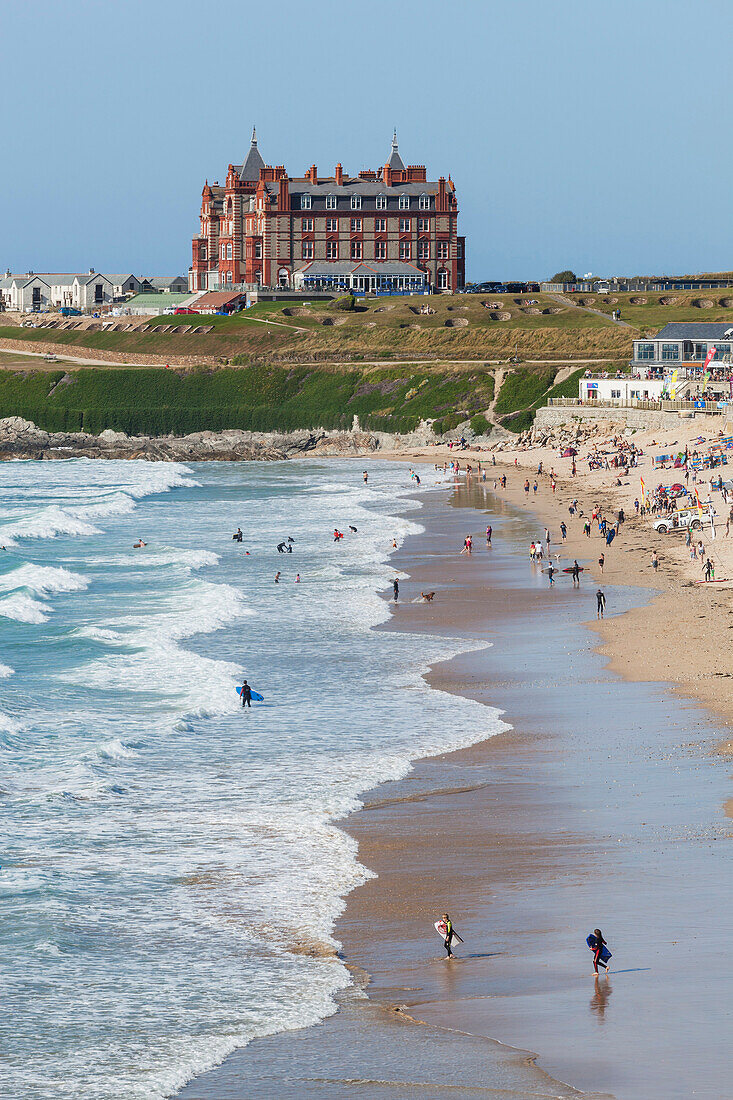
[637,343,655,361]
[661,343,679,361]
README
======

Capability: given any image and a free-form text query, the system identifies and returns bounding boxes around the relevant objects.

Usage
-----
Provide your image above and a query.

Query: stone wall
[534,405,688,432]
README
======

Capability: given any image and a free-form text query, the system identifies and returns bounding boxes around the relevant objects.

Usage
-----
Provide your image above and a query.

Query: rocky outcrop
[0,417,438,461]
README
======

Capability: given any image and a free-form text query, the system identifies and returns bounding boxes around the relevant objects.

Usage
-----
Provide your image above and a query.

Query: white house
[0,270,114,311]
[104,274,142,299]
[579,375,668,404]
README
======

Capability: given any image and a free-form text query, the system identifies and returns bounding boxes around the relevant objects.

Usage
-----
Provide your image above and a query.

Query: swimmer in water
[133,539,147,548]
[274,571,281,583]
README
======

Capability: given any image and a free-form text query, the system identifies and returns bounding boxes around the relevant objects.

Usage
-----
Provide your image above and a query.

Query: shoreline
[178,470,732,1099]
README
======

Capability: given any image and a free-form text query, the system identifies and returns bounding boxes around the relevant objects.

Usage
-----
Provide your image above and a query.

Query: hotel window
[637,342,655,361]
[326,194,337,209]
[375,239,386,260]
[399,240,411,260]
[350,218,362,232]
[661,343,680,361]
[694,343,707,359]
[399,218,410,233]
[418,238,430,261]
[326,240,338,260]
[302,240,314,259]
[351,239,362,260]
[419,194,430,210]
[417,217,429,231]
[226,243,232,260]
[375,217,386,232]
[611,389,621,399]
[399,194,410,209]
[351,194,362,209]
[254,242,262,259]
[376,194,387,210]
[199,245,207,261]
[437,241,449,261]
[300,194,311,209]
[226,271,232,283]
[326,217,337,232]
[221,243,226,259]
[302,218,314,232]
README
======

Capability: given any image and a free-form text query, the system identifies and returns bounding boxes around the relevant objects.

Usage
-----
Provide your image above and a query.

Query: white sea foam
[0,563,89,596]
[0,712,23,734]
[96,738,138,761]
[0,662,13,678]
[0,505,102,547]
[0,593,50,623]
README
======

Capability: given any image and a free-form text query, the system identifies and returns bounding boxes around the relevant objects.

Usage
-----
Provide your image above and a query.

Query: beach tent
[561,447,578,457]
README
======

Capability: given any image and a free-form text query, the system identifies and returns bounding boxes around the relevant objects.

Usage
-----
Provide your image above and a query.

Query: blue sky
[2,0,732,281]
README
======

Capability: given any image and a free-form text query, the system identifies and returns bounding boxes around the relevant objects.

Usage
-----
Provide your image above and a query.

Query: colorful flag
[695,487,703,515]
[640,475,645,499]
[670,368,678,400]
[703,346,717,370]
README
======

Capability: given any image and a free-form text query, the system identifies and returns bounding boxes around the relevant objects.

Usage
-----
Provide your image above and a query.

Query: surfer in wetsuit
[589,928,610,975]
[441,913,460,959]
[572,560,581,586]
[240,680,252,708]
[596,588,606,618]
[232,528,243,542]
[393,578,399,601]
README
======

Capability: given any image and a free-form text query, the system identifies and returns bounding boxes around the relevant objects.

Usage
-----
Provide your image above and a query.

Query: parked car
[59,307,82,317]
[653,505,716,533]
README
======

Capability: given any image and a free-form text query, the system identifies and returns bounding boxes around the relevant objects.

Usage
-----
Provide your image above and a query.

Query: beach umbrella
[670,483,684,493]
[562,447,578,457]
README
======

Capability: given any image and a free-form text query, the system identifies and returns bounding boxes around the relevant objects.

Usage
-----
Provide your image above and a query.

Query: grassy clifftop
[0,364,498,437]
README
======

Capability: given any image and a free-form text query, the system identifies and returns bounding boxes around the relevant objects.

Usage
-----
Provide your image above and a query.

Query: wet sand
[178,480,732,1100]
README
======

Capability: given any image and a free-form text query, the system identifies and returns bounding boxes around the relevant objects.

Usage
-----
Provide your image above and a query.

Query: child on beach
[587,929,611,975]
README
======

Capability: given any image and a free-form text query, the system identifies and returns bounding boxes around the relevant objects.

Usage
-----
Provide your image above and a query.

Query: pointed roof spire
[388,129,405,171]
[240,126,265,181]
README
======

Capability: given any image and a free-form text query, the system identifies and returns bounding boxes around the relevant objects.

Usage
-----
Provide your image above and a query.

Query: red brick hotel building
[189,131,464,295]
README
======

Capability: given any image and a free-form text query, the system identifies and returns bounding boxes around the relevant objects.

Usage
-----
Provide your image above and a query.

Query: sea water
[0,458,504,1100]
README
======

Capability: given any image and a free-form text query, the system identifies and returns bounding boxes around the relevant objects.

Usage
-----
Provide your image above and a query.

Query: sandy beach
[179,432,733,1099]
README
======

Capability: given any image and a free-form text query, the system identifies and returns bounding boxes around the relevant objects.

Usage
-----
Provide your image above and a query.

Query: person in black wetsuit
[596,588,606,618]
[572,560,581,586]
[232,528,243,542]
[393,578,399,601]
[240,680,252,708]
[441,913,462,958]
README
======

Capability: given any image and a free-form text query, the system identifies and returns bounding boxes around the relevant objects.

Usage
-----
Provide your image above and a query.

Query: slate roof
[387,132,405,171]
[653,322,733,340]
[296,260,424,276]
[240,128,265,181]
[271,179,439,197]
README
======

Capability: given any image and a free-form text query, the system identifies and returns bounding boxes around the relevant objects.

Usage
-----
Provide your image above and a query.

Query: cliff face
[0,417,401,461]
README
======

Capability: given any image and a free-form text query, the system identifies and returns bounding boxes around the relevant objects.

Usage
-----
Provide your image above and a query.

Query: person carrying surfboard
[240,680,252,708]
[439,913,463,959]
[587,928,611,975]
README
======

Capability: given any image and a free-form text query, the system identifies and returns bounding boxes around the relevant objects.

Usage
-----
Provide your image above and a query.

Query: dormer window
[326,194,336,209]
[419,194,430,210]
[300,194,312,209]
[351,194,362,210]
[376,194,387,210]
[399,194,410,210]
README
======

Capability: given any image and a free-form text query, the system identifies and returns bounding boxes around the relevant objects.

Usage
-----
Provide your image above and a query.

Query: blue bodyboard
[586,934,612,962]
[236,687,264,701]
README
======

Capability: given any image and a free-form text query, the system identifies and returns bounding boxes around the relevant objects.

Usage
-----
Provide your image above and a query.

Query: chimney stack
[335,163,343,185]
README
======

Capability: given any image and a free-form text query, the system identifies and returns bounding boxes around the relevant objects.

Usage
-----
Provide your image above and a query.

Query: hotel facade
[189,131,465,295]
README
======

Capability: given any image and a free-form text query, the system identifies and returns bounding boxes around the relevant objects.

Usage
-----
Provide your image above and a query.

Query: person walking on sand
[560,521,567,543]
[651,550,659,571]
[571,560,581,586]
[704,558,714,581]
[587,928,611,976]
[524,478,530,498]
[548,562,555,586]
[598,552,605,572]
[486,525,492,546]
[596,588,606,618]
[393,578,399,601]
[440,913,463,959]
